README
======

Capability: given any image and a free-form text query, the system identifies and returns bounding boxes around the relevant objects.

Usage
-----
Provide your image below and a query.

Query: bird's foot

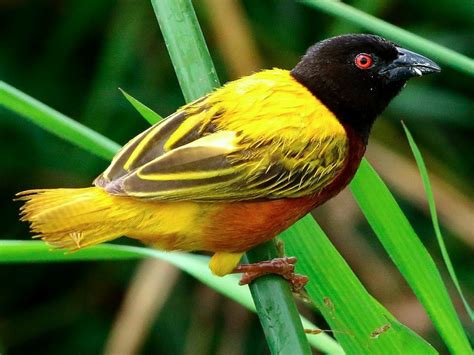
[232,256,308,293]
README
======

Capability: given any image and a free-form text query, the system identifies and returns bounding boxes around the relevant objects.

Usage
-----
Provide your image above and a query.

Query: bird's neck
[290,69,383,143]
[309,123,367,210]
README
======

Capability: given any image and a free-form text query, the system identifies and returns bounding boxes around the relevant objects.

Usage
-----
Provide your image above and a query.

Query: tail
[17,187,129,250]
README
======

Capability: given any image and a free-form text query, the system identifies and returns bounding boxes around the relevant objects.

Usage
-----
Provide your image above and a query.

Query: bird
[17,34,440,289]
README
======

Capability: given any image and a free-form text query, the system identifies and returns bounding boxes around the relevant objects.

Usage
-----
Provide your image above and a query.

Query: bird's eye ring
[355,53,373,69]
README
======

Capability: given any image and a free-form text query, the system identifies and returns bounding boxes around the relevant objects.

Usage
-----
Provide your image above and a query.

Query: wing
[95,69,349,201]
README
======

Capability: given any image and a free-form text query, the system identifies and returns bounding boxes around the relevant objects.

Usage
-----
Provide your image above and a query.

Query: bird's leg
[232,256,309,293]
[275,237,286,258]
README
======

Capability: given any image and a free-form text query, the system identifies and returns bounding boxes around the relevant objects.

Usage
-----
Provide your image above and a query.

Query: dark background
[1,0,473,353]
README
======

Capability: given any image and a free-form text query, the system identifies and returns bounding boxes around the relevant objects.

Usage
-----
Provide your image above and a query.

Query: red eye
[355,53,373,69]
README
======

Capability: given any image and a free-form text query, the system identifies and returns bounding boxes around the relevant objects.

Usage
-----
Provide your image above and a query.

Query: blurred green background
[0,0,472,353]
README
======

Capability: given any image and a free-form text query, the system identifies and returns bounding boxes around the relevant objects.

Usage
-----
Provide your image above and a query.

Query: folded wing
[95,69,349,202]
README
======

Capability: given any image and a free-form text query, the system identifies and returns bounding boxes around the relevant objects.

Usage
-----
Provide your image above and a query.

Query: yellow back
[96,69,349,200]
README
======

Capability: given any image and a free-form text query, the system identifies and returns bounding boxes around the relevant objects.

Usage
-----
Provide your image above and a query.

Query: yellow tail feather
[17,187,128,250]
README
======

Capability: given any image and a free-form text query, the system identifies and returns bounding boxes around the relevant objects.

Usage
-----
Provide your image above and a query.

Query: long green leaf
[350,160,471,353]
[243,243,312,354]
[0,240,343,355]
[402,123,474,322]
[150,0,311,353]
[151,0,220,102]
[299,0,474,76]
[282,216,437,354]
[149,0,465,352]
[0,81,120,160]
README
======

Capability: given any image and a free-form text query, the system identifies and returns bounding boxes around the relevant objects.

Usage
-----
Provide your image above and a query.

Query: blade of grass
[299,0,474,76]
[282,216,437,354]
[151,0,220,102]
[350,159,471,353]
[0,240,343,355]
[0,81,120,160]
[151,0,311,353]
[402,122,474,322]
[119,88,163,125]
[243,242,312,354]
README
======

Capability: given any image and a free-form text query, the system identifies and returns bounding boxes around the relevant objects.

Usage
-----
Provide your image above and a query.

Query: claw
[285,273,308,293]
[232,256,308,293]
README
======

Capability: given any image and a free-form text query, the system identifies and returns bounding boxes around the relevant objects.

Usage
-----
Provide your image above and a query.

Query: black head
[291,34,440,140]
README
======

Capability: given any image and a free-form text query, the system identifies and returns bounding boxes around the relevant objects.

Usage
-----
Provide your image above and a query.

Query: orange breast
[201,124,366,253]
[202,196,318,252]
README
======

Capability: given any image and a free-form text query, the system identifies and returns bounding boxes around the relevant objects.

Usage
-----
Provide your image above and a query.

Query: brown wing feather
[95,69,349,202]
[95,96,211,187]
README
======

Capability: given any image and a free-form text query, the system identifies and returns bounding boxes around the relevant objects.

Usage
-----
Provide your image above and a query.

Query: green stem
[151,0,311,353]
[151,0,220,101]
[244,242,312,354]
[300,0,474,76]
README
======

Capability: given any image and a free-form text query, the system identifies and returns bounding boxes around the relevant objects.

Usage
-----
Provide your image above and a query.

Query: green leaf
[299,0,474,76]
[0,81,120,160]
[243,243,312,354]
[282,216,437,354]
[350,159,471,353]
[0,240,343,355]
[402,122,474,322]
[119,88,163,125]
[151,0,220,102]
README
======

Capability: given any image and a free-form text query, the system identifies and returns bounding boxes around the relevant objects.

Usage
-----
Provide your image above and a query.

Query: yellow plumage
[18,69,349,275]
[96,69,348,200]
[18,187,212,251]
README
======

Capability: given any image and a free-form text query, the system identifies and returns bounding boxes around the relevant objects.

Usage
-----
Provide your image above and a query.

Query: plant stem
[151,0,220,102]
[151,0,311,353]
[244,242,312,354]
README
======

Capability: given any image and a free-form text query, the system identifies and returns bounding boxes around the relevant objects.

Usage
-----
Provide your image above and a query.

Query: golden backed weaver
[18,34,440,287]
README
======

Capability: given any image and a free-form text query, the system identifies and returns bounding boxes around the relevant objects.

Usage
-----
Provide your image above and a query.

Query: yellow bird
[18,34,440,288]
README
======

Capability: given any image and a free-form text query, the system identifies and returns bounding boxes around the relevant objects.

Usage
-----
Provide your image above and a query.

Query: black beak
[379,47,441,82]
